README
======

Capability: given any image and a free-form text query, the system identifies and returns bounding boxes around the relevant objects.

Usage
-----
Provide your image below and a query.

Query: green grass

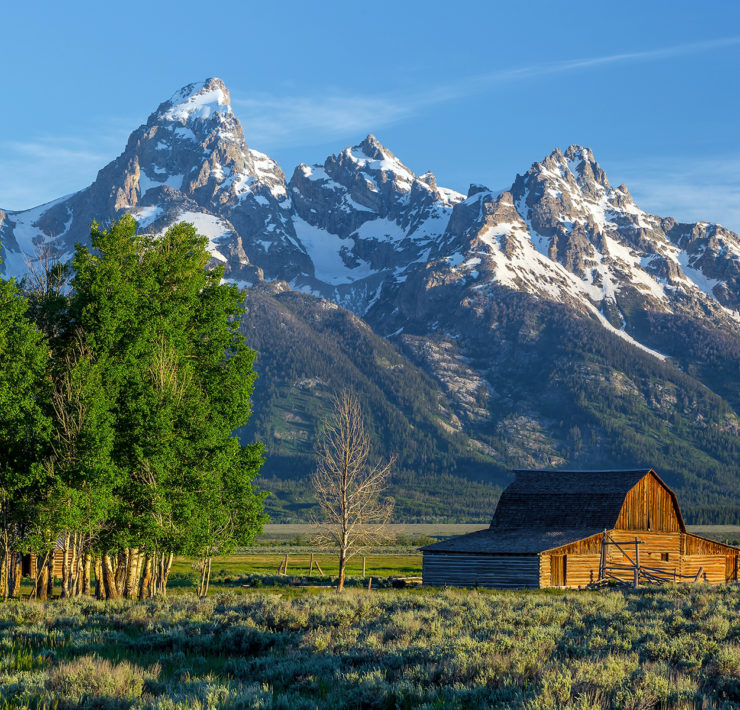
[0,585,738,709]
[171,552,422,584]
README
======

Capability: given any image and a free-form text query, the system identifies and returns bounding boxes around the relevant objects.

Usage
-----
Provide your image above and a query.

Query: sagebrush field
[0,585,738,709]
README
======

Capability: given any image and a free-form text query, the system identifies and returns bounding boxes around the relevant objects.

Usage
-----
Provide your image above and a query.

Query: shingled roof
[420,527,603,554]
[423,469,668,555]
[490,469,653,531]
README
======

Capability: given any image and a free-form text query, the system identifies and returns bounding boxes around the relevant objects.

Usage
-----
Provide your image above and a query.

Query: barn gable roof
[490,469,653,531]
[423,468,683,555]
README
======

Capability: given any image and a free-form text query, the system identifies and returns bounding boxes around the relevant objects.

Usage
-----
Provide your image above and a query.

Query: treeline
[0,217,266,601]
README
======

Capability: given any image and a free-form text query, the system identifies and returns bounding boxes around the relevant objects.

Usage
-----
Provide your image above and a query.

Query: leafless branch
[310,391,394,590]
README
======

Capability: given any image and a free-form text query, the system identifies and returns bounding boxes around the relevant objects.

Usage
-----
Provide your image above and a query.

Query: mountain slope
[236,283,503,521]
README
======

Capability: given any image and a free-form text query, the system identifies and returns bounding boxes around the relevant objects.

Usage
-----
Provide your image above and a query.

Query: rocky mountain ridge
[4,77,739,337]
[3,78,740,521]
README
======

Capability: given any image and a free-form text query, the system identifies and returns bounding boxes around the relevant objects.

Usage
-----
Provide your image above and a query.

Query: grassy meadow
[169,553,422,591]
[0,585,739,709]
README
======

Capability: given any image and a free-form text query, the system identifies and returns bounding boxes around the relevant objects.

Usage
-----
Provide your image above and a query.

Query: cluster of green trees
[0,216,266,601]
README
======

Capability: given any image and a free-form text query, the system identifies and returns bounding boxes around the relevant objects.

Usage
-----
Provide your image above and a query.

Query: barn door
[551,555,567,586]
[726,555,738,583]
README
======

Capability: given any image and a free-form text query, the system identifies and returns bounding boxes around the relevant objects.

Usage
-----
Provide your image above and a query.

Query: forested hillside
[239,284,740,523]
[237,283,503,522]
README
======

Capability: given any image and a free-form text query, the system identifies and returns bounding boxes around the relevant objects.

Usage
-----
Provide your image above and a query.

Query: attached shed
[422,469,739,589]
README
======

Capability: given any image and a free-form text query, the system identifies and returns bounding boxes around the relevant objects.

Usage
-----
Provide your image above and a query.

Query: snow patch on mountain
[162,83,232,123]
[293,216,373,284]
[139,171,184,195]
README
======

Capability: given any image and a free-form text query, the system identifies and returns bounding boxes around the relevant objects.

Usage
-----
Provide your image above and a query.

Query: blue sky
[2,0,739,231]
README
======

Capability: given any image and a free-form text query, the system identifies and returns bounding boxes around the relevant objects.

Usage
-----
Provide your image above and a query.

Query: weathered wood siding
[539,553,551,588]
[542,530,739,587]
[684,534,738,555]
[682,555,726,583]
[615,473,682,532]
[563,554,601,587]
[684,534,739,582]
[422,553,539,588]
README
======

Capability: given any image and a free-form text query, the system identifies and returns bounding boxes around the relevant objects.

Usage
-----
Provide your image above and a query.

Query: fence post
[309,553,314,577]
[362,557,366,578]
[634,537,640,588]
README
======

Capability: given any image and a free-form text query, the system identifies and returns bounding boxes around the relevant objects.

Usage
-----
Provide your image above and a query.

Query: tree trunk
[46,553,54,598]
[139,554,152,600]
[204,557,212,597]
[11,553,22,598]
[197,556,206,598]
[95,557,106,600]
[162,552,173,596]
[102,554,121,600]
[61,533,71,598]
[337,546,347,592]
[0,549,8,602]
[81,552,92,596]
[124,548,140,599]
[114,549,127,594]
[36,556,50,601]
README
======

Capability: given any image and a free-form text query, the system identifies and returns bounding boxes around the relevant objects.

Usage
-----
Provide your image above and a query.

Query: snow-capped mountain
[3,77,739,343]
[3,77,740,520]
[0,79,308,285]
[287,134,464,311]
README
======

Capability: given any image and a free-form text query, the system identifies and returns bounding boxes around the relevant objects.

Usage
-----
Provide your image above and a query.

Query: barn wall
[563,554,601,587]
[615,474,682,532]
[684,534,738,555]
[546,533,603,556]
[539,553,551,588]
[422,553,539,588]
[540,530,738,587]
[682,555,727,583]
[543,531,738,586]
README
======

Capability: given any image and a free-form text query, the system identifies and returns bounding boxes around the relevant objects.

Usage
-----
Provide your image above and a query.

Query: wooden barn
[422,469,739,589]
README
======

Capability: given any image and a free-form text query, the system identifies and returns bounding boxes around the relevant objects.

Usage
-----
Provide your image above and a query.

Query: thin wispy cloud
[234,95,411,147]
[611,155,740,234]
[234,36,740,149]
[0,137,116,211]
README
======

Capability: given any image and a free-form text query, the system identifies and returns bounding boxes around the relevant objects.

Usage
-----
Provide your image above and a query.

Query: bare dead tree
[310,391,394,592]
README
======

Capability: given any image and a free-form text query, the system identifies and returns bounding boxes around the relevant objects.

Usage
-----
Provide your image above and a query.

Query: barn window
[661,552,669,561]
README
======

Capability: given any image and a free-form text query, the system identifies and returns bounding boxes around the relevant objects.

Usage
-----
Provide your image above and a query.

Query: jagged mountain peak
[467,183,491,198]
[155,77,233,124]
[337,135,417,190]
[525,144,610,193]
[357,133,389,159]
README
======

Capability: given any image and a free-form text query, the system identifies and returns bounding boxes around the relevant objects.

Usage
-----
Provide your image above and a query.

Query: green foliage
[0,269,51,557]
[68,216,267,559]
[0,216,267,598]
[0,585,737,708]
